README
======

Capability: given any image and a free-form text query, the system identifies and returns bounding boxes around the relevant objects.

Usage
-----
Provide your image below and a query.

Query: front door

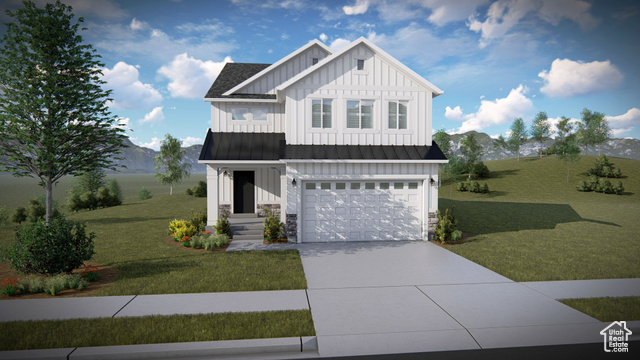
[233,171,255,214]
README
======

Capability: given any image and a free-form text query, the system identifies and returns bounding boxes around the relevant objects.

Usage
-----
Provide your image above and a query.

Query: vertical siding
[211,102,285,133]
[218,167,282,206]
[285,44,436,146]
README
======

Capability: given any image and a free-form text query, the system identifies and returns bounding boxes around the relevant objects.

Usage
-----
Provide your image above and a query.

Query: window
[365,183,375,190]
[388,101,408,129]
[231,108,248,121]
[321,183,331,190]
[408,182,418,189]
[380,182,389,190]
[351,183,361,190]
[231,107,267,121]
[312,99,332,128]
[394,182,404,189]
[357,59,365,70]
[306,183,316,190]
[312,58,319,65]
[347,100,373,129]
[336,183,346,190]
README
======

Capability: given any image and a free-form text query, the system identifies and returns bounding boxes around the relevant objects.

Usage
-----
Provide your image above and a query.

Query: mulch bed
[0,261,118,300]
[164,235,231,252]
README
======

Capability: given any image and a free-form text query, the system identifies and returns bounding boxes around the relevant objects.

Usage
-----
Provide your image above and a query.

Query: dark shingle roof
[204,63,276,99]
[199,131,448,162]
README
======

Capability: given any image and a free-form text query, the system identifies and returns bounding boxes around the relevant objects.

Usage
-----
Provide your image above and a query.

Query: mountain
[107,138,206,174]
[448,131,640,161]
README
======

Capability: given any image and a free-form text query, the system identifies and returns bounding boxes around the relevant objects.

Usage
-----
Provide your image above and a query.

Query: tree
[554,116,573,156]
[77,167,106,195]
[530,111,552,158]
[577,108,610,155]
[433,129,453,186]
[154,134,192,195]
[557,139,581,183]
[0,1,127,224]
[460,132,483,179]
[496,118,527,161]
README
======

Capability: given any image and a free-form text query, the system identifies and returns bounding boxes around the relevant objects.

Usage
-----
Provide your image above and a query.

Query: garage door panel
[302,181,423,242]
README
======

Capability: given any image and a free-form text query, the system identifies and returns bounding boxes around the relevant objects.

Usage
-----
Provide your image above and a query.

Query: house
[198,37,447,243]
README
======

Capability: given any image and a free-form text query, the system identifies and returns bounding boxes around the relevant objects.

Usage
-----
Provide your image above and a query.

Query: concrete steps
[228,215,265,241]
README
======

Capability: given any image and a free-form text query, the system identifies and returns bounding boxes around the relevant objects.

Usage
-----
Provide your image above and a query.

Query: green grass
[0,310,315,351]
[0,186,307,295]
[440,156,640,282]
[560,297,640,322]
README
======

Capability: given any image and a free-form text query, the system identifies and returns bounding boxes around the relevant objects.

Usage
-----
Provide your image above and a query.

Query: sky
[2,0,639,150]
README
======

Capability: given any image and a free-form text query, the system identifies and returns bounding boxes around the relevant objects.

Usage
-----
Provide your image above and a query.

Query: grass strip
[0,310,315,351]
[560,297,640,322]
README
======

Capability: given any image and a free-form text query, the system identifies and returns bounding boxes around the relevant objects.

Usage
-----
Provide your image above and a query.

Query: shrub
[6,216,96,275]
[79,192,98,211]
[107,179,123,204]
[434,206,461,244]
[137,187,152,201]
[26,276,44,294]
[43,276,65,296]
[457,181,468,192]
[190,208,207,234]
[185,188,193,196]
[595,178,614,194]
[480,182,489,194]
[168,219,198,241]
[588,155,622,178]
[97,187,118,208]
[471,162,490,178]
[11,207,27,224]
[576,180,591,192]
[468,181,481,193]
[206,234,229,250]
[263,207,284,242]
[82,264,100,282]
[1,277,20,296]
[214,210,232,238]
[25,195,62,222]
[0,206,9,226]
[613,181,624,195]
[193,181,207,197]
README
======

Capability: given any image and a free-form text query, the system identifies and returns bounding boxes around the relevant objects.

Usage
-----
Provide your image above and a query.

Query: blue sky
[3,0,639,149]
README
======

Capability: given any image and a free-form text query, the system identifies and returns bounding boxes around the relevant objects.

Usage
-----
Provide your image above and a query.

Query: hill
[448,131,640,161]
[106,138,206,174]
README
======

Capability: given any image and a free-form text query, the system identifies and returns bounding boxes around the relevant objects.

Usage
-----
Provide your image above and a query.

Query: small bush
[79,192,98,211]
[0,206,9,226]
[11,207,27,224]
[587,155,622,178]
[190,208,207,234]
[82,264,100,282]
[185,188,193,196]
[6,217,96,275]
[97,187,118,208]
[168,219,198,241]
[1,277,20,296]
[214,210,232,238]
[107,179,123,204]
[596,178,613,194]
[576,180,591,192]
[469,181,481,193]
[43,276,66,296]
[263,207,284,242]
[457,181,468,192]
[613,181,624,195]
[26,276,45,294]
[480,182,489,193]
[434,206,461,244]
[24,195,62,222]
[137,187,152,201]
[471,162,490,178]
[193,181,207,197]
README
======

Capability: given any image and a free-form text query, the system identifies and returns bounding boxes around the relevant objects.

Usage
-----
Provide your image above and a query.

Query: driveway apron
[297,241,602,357]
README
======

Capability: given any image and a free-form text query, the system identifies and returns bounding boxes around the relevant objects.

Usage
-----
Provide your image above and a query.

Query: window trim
[229,106,270,124]
[308,97,337,133]
[345,98,377,131]
[388,100,409,130]
[354,57,368,75]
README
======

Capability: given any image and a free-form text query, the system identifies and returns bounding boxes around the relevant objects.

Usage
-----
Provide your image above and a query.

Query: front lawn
[0,189,306,296]
[0,310,315,351]
[560,297,640,322]
[439,156,640,282]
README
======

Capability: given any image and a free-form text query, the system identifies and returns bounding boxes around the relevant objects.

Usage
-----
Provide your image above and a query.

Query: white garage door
[302,181,423,242]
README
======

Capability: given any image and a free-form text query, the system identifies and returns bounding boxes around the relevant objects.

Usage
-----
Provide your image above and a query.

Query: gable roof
[276,37,443,97]
[221,39,332,97]
[204,63,275,100]
[199,131,448,162]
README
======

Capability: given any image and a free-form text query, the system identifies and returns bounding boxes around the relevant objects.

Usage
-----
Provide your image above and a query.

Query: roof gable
[204,63,275,99]
[276,37,443,96]
[222,39,331,96]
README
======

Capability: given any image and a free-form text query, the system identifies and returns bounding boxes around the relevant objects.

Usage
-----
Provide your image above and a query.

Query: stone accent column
[257,204,280,217]
[286,213,297,243]
[206,166,219,226]
[428,212,438,241]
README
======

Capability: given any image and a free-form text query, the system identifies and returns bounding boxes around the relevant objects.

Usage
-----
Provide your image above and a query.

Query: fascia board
[222,40,332,96]
[203,98,279,103]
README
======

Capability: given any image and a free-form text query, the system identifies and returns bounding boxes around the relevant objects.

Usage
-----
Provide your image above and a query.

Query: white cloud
[138,137,163,151]
[100,62,162,110]
[468,0,598,44]
[445,106,465,121]
[158,53,233,99]
[140,106,165,124]
[113,117,132,133]
[130,18,148,31]
[425,0,489,26]
[538,58,623,97]
[343,0,371,15]
[180,137,204,147]
[545,116,580,138]
[329,38,351,51]
[606,108,640,137]
[453,85,534,133]
[319,33,328,42]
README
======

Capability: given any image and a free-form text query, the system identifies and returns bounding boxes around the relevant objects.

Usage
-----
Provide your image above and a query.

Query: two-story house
[198,37,447,243]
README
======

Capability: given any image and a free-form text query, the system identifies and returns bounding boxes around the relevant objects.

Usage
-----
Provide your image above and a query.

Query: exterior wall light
[430,178,435,185]
[292,178,297,187]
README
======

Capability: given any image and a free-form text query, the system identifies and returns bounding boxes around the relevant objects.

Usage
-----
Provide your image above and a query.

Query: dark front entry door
[233,171,255,214]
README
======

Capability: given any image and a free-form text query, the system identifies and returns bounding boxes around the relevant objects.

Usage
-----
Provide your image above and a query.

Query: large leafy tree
[554,116,573,156]
[0,1,127,224]
[154,134,192,195]
[578,108,610,155]
[509,117,528,161]
[460,132,483,179]
[530,111,552,158]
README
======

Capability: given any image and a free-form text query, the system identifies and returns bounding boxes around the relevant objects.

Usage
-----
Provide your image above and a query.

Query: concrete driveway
[297,241,602,357]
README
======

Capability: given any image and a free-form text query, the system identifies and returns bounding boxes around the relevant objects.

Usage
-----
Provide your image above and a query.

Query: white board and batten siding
[237,45,330,95]
[211,102,285,133]
[286,161,439,242]
[285,44,434,146]
[215,167,282,207]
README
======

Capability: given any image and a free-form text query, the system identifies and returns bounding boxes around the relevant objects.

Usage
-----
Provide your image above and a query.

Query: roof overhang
[203,97,279,103]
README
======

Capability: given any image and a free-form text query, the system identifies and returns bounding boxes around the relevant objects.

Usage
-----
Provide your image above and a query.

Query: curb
[0,337,318,360]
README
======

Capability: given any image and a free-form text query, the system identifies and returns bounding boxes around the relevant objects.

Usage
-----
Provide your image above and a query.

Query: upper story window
[312,99,332,128]
[231,107,267,121]
[356,59,365,71]
[312,58,319,65]
[388,101,408,129]
[347,100,373,129]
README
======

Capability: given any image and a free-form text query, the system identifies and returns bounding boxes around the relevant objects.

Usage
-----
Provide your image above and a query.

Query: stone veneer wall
[218,204,231,216]
[257,204,280,217]
[428,212,437,241]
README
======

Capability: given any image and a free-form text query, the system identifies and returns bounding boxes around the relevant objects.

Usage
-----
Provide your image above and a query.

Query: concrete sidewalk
[0,290,309,322]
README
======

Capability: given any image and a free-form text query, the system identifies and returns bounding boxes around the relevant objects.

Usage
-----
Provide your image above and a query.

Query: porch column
[206,165,219,226]
[280,167,287,218]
